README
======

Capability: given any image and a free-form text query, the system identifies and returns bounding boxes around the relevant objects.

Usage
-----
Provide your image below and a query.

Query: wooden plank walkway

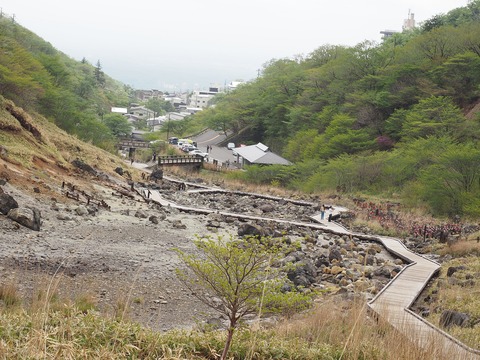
[142,184,479,359]
[310,215,480,359]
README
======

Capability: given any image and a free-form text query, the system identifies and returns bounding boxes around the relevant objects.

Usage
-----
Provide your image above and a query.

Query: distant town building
[163,93,188,109]
[380,10,416,41]
[403,10,416,31]
[227,81,245,91]
[380,30,398,40]
[189,87,221,109]
[128,106,155,119]
[134,89,164,101]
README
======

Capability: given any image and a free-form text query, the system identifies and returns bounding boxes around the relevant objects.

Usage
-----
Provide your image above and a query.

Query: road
[192,129,238,165]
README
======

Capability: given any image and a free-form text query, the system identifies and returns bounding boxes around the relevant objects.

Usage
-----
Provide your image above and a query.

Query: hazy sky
[1,0,469,91]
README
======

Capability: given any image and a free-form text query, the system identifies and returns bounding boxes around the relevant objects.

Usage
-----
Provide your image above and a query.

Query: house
[232,143,292,168]
[147,115,167,130]
[128,106,155,119]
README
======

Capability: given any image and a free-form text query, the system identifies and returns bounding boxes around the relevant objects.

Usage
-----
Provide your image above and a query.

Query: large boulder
[328,248,343,262]
[7,207,41,231]
[287,260,317,287]
[71,159,97,175]
[150,169,163,181]
[237,223,265,237]
[259,203,275,213]
[0,193,18,215]
[439,310,470,329]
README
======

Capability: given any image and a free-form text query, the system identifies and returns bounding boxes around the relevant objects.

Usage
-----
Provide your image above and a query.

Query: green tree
[419,143,480,216]
[145,98,174,115]
[102,113,132,138]
[175,234,312,360]
[94,60,106,88]
[400,96,466,140]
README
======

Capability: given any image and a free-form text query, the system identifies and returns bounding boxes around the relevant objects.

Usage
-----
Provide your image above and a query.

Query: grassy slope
[0,95,136,192]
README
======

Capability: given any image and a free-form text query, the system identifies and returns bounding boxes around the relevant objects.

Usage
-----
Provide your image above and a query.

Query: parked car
[168,137,178,145]
[189,149,208,158]
[182,145,197,153]
[227,142,235,150]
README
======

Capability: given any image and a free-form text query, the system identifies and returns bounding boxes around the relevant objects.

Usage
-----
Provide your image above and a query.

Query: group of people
[320,204,335,222]
[206,145,212,152]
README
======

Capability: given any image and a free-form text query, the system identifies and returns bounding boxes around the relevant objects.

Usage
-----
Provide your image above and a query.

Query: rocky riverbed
[0,170,405,331]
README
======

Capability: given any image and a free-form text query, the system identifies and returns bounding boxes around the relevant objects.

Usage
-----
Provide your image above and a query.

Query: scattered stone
[446,266,466,277]
[75,205,89,216]
[172,219,186,229]
[57,213,74,221]
[0,193,18,215]
[135,209,148,219]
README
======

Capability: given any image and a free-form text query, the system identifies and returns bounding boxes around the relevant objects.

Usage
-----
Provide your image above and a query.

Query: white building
[189,87,221,109]
[403,11,416,31]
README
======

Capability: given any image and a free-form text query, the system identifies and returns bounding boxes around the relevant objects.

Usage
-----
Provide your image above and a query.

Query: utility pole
[166,113,171,141]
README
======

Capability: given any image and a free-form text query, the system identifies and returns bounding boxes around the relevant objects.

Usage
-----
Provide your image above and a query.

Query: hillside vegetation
[0,14,132,151]
[194,1,480,218]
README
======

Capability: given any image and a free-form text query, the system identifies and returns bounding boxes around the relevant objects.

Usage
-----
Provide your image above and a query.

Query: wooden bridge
[117,139,150,149]
[157,154,204,166]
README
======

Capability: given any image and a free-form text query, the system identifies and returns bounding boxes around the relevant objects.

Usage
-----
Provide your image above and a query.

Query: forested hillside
[195,2,480,217]
[0,14,132,150]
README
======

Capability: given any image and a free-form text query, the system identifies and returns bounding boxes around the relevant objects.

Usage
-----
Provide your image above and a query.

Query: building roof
[234,143,292,166]
[111,107,128,114]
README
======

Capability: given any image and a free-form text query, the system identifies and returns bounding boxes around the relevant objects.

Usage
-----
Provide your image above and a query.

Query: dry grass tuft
[439,239,480,257]
[0,283,21,307]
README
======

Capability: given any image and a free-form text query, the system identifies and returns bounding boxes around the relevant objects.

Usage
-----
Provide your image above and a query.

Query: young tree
[102,113,132,138]
[175,234,312,360]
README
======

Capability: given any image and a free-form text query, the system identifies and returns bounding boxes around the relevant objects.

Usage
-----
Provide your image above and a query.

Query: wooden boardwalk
[142,184,479,358]
[310,215,480,359]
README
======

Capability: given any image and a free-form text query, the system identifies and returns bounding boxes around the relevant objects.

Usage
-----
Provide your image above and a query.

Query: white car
[189,149,208,158]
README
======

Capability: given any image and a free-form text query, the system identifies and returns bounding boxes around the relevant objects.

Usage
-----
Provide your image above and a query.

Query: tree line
[193,1,480,217]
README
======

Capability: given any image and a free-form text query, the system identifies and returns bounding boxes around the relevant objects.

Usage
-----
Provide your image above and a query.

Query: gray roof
[234,143,292,165]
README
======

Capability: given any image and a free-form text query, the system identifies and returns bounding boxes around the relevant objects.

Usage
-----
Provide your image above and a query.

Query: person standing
[320,204,325,220]
[327,207,334,222]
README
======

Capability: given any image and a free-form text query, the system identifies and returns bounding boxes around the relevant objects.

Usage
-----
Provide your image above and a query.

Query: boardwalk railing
[157,155,204,166]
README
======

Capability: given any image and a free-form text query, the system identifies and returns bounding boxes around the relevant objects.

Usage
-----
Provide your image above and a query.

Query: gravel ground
[0,176,221,331]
